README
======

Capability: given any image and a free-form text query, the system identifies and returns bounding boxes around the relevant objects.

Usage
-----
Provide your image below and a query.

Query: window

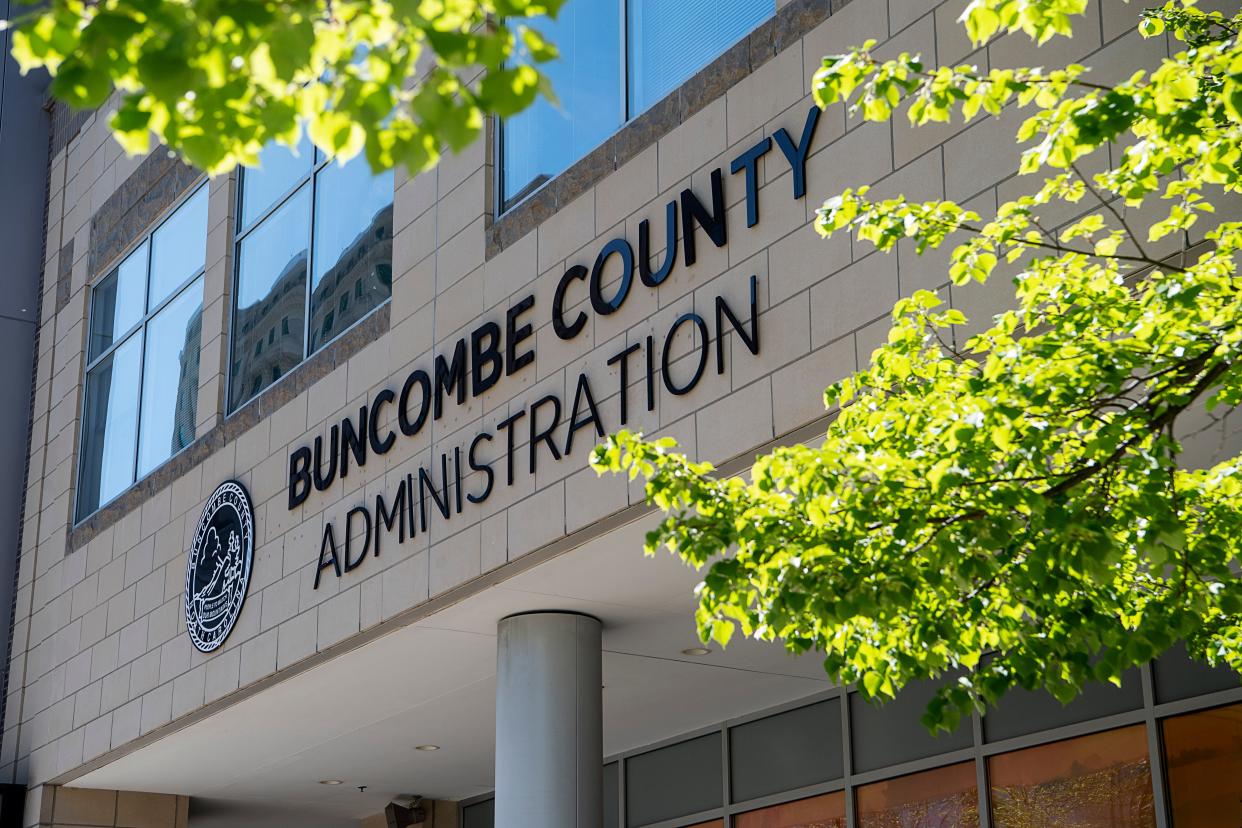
[735,792,845,828]
[1163,703,1242,827]
[625,733,722,827]
[988,725,1155,828]
[729,700,843,803]
[500,0,774,210]
[77,185,208,521]
[230,138,393,410]
[855,762,979,828]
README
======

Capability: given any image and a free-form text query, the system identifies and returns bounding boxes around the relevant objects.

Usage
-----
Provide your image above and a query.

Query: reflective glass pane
[149,185,209,310]
[850,680,973,772]
[983,670,1143,742]
[604,762,619,828]
[77,332,142,519]
[137,277,204,476]
[241,134,315,228]
[309,157,393,353]
[1153,642,1241,703]
[501,0,622,207]
[988,725,1154,828]
[628,0,772,114]
[230,185,310,410]
[856,762,979,828]
[735,792,846,828]
[625,733,722,827]
[1163,703,1242,828]
[730,700,843,802]
[461,799,494,828]
[88,243,147,362]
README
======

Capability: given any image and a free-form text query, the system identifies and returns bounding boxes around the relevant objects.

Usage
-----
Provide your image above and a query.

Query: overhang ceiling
[70,513,833,826]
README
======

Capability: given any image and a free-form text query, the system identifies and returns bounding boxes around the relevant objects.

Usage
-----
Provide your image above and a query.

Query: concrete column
[495,612,602,828]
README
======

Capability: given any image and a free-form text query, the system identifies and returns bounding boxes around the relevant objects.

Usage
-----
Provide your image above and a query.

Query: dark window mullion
[303,167,318,360]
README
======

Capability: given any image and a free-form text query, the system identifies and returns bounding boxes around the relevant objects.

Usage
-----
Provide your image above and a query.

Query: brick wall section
[2,0,1238,796]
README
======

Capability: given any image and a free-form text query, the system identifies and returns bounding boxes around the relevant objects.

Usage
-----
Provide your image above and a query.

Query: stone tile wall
[24,785,187,828]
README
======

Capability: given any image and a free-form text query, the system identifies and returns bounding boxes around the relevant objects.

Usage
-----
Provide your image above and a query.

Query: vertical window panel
[77,332,143,519]
[625,733,722,827]
[1163,703,1242,827]
[88,243,147,361]
[240,134,315,228]
[988,725,1155,828]
[501,0,622,208]
[230,185,311,410]
[461,798,494,828]
[734,792,846,828]
[730,699,843,803]
[627,0,773,114]
[604,761,619,828]
[982,670,1143,743]
[1153,642,1241,703]
[149,185,209,310]
[309,158,394,353]
[849,680,973,772]
[137,277,204,476]
[856,762,979,828]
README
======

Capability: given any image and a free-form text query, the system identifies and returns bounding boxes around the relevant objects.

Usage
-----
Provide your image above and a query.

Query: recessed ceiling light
[415,744,441,752]
[319,780,344,786]
[681,647,712,657]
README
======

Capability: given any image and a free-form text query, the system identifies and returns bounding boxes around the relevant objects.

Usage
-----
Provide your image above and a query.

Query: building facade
[2,0,1241,826]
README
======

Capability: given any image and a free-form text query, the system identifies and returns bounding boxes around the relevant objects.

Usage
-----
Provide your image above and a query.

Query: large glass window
[855,762,979,828]
[735,792,845,828]
[500,0,775,210]
[78,185,208,520]
[231,144,393,410]
[1163,702,1242,827]
[988,725,1155,828]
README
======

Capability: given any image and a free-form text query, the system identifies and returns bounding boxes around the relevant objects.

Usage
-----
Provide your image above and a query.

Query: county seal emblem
[185,480,254,652]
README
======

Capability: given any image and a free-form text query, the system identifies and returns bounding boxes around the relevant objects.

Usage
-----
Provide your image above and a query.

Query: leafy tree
[592,0,1242,732]
[3,0,563,173]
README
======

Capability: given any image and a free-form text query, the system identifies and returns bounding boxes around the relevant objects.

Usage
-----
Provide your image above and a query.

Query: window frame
[494,0,776,215]
[228,147,393,413]
[75,180,210,524]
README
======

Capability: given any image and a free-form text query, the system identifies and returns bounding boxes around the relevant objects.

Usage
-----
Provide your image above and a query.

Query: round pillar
[495,611,602,828]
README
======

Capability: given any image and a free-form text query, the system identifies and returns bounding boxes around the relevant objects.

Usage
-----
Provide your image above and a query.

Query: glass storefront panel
[730,699,843,803]
[988,725,1154,827]
[856,761,979,828]
[1163,702,1242,827]
[625,733,722,827]
[735,791,845,828]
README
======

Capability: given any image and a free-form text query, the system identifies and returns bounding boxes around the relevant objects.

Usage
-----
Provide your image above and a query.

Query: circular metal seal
[184,480,254,652]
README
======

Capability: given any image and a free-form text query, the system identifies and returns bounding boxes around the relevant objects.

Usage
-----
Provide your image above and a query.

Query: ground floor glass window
[735,792,845,828]
[1162,702,1242,827]
[988,725,1155,827]
[855,761,979,828]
